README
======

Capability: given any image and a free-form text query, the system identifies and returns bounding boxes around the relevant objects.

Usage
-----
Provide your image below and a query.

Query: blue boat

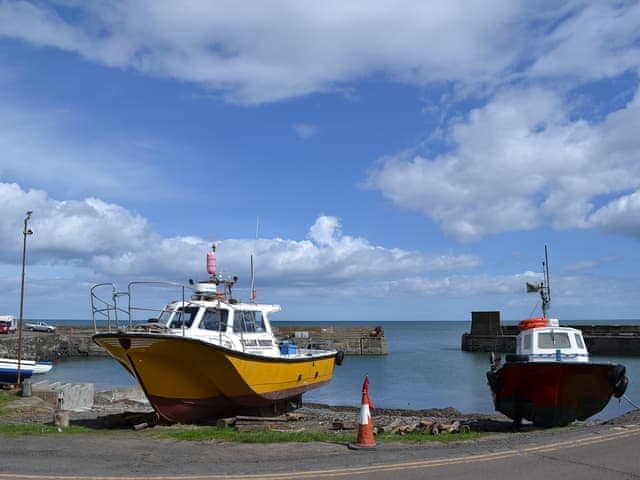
[0,357,53,384]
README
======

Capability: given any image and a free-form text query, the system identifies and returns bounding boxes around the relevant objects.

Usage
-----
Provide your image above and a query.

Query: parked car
[0,315,17,334]
[25,321,56,333]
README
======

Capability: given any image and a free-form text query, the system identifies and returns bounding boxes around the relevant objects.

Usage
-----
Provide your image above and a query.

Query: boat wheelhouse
[154,284,283,357]
[514,318,589,363]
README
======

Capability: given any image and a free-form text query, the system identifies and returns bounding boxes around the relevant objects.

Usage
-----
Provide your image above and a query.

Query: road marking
[1,425,638,480]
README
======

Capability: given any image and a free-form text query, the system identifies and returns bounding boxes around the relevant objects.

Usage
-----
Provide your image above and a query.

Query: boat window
[233,311,266,333]
[523,333,532,350]
[158,309,173,325]
[168,306,199,329]
[574,333,585,349]
[199,309,228,331]
[538,331,571,349]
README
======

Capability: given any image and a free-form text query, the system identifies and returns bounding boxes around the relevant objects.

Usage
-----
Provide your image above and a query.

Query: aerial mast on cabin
[525,245,551,318]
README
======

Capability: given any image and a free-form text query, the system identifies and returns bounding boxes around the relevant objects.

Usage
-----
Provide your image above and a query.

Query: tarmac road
[1,420,639,479]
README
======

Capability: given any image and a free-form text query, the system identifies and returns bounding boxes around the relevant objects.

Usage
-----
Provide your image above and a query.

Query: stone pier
[0,324,388,361]
[461,311,640,355]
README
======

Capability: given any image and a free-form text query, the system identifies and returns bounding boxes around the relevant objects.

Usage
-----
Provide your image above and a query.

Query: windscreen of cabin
[523,333,532,350]
[168,306,199,328]
[158,309,173,325]
[199,309,229,331]
[538,331,571,349]
[574,333,585,349]
[233,310,266,333]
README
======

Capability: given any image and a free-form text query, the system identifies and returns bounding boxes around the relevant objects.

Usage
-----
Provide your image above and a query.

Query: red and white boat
[487,248,628,427]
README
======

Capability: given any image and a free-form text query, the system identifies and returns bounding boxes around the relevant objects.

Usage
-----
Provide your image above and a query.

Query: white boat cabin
[91,245,335,359]
[516,318,589,362]
[156,296,283,357]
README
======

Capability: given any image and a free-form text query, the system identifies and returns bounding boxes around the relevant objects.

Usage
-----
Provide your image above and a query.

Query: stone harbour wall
[0,325,388,361]
[461,311,640,355]
[273,325,388,355]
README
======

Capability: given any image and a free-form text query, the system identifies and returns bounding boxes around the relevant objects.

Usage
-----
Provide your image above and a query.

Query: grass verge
[0,424,94,435]
[155,426,484,444]
[0,419,485,442]
[156,427,354,443]
[0,390,18,416]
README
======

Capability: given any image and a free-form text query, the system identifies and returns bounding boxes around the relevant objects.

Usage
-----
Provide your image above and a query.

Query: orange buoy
[518,317,549,331]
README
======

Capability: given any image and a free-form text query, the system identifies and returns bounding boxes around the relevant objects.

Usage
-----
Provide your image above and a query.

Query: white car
[26,321,56,333]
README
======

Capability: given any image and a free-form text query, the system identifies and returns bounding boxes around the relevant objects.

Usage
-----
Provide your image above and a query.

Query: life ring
[518,317,549,331]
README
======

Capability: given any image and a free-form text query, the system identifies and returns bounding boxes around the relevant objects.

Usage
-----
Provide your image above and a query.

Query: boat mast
[250,217,259,303]
[541,245,551,318]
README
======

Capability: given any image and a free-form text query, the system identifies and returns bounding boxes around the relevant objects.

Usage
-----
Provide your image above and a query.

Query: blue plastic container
[279,343,298,355]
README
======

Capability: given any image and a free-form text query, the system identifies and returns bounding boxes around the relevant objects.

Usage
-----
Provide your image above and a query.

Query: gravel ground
[2,386,616,435]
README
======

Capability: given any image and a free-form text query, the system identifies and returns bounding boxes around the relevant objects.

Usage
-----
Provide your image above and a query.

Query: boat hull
[93,333,338,423]
[487,361,627,427]
[0,368,33,384]
[0,358,52,384]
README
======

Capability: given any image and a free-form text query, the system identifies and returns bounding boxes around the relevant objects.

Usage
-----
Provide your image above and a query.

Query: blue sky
[1,0,640,321]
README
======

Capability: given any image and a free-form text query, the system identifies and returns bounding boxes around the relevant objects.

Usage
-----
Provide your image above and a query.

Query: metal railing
[90,283,129,333]
[91,281,192,333]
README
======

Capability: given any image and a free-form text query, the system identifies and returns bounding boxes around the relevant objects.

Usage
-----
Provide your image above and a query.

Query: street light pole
[16,211,33,387]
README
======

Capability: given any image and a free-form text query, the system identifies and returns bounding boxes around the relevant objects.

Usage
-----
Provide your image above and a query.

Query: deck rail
[90,281,192,333]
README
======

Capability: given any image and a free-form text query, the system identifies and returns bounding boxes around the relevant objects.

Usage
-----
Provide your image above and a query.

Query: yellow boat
[91,246,343,423]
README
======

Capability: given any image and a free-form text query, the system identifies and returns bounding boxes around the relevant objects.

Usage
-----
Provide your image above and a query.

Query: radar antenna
[526,245,551,318]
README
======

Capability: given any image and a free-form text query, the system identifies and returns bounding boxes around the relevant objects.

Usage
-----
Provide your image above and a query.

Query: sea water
[38,320,640,420]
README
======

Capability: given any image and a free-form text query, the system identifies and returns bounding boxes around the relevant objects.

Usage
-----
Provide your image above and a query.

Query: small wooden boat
[91,245,344,423]
[0,357,53,384]
[486,247,628,427]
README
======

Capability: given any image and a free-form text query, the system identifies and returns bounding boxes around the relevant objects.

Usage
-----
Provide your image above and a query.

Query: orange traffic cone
[348,375,376,450]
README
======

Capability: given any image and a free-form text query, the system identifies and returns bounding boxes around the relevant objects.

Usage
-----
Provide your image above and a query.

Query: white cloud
[0,0,564,104]
[0,182,481,286]
[529,2,640,80]
[293,123,318,140]
[587,191,640,236]
[0,183,152,261]
[2,182,635,318]
[0,2,637,107]
[367,86,640,242]
[212,216,483,288]
[308,215,340,246]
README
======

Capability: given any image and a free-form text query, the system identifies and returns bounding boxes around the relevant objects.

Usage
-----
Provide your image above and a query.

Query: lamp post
[16,211,33,387]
